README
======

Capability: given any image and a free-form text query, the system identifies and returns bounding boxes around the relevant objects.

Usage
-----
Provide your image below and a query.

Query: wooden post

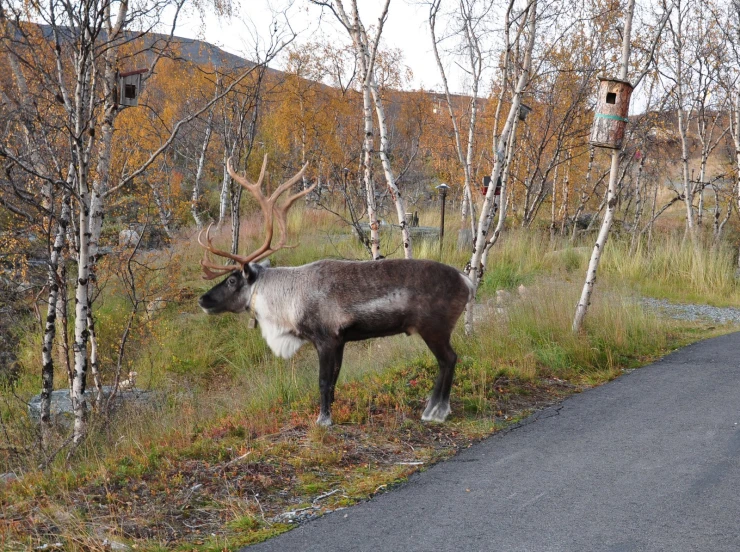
[436,184,449,247]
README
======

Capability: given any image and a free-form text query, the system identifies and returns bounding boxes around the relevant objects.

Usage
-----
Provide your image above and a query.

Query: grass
[601,236,740,305]
[0,208,735,550]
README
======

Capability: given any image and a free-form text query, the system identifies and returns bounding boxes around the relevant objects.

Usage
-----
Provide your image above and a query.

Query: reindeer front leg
[330,341,346,405]
[316,340,343,426]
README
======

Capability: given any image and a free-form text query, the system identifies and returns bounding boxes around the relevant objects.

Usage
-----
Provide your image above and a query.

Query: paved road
[245,332,740,552]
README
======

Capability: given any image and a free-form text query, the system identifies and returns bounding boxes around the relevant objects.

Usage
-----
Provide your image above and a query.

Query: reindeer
[197,157,474,426]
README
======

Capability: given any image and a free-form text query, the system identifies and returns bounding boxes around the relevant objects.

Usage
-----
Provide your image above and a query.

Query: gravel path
[642,298,740,324]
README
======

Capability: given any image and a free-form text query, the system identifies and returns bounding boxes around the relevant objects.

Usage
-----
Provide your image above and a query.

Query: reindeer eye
[228,276,237,286]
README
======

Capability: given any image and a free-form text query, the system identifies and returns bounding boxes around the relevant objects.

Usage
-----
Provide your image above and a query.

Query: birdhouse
[590,77,633,149]
[117,69,148,107]
[518,103,532,121]
[481,175,502,196]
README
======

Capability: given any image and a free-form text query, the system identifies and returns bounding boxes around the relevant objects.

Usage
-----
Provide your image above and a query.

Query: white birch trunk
[428,0,481,240]
[370,80,412,257]
[86,32,122,415]
[669,1,696,242]
[150,184,174,238]
[464,0,537,335]
[559,155,572,236]
[572,0,635,333]
[40,191,71,429]
[219,148,231,227]
[69,0,128,444]
[191,107,215,230]
[678,106,696,239]
[550,159,560,240]
[478,114,520,277]
[697,155,706,227]
[362,78,381,259]
[341,0,388,259]
[320,0,406,259]
[735,90,740,267]
[72,179,91,445]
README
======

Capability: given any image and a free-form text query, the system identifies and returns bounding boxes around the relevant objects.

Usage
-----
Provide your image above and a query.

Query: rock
[119,229,141,247]
[119,372,137,390]
[0,472,18,485]
[102,538,131,551]
[146,297,166,317]
[495,289,512,305]
[34,544,64,551]
[28,387,158,426]
[518,284,528,296]
[457,228,473,250]
[576,213,597,229]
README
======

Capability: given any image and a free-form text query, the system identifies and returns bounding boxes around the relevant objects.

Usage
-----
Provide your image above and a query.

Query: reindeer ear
[259,259,271,268]
[244,263,259,285]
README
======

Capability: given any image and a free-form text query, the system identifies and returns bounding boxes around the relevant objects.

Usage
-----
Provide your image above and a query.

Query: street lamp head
[436,183,449,195]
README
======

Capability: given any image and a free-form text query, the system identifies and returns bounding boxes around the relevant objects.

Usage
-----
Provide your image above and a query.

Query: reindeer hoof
[422,400,451,423]
[316,413,333,427]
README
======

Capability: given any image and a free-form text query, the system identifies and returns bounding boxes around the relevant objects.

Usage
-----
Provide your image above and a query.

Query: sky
[174,0,467,93]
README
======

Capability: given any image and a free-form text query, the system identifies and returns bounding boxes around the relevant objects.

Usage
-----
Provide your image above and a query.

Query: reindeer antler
[197,223,249,280]
[197,155,316,280]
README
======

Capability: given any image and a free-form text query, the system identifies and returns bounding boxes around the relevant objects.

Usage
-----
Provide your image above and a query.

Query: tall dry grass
[601,235,740,305]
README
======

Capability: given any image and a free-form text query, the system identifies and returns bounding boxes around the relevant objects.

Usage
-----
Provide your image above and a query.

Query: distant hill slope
[29,23,283,77]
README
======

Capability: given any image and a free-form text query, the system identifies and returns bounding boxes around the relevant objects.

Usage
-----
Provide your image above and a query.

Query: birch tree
[573,0,674,332]
[191,95,217,230]
[659,0,716,241]
[464,0,537,334]
[690,9,728,227]
[428,0,486,245]
[717,0,740,263]
[216,63,267,256]
[311,0,412,259]
[572,0,636,331]
[0,0,292,445]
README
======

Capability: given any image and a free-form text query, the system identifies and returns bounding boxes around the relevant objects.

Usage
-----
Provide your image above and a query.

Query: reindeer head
[198,260,269,314]
[197,155,313,315]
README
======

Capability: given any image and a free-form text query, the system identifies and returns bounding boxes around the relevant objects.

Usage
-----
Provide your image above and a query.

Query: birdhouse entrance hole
[606,92,616,104]
[124,84,137,100]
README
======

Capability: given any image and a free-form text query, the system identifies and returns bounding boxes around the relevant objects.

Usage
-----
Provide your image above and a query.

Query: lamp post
[436,183,449,246]
[342,168,349,213]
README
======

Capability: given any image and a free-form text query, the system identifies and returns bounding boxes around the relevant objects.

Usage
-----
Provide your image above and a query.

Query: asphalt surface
[244,332,740,552]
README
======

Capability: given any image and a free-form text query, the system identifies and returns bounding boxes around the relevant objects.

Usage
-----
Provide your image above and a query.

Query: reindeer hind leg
[419,331,457,423]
